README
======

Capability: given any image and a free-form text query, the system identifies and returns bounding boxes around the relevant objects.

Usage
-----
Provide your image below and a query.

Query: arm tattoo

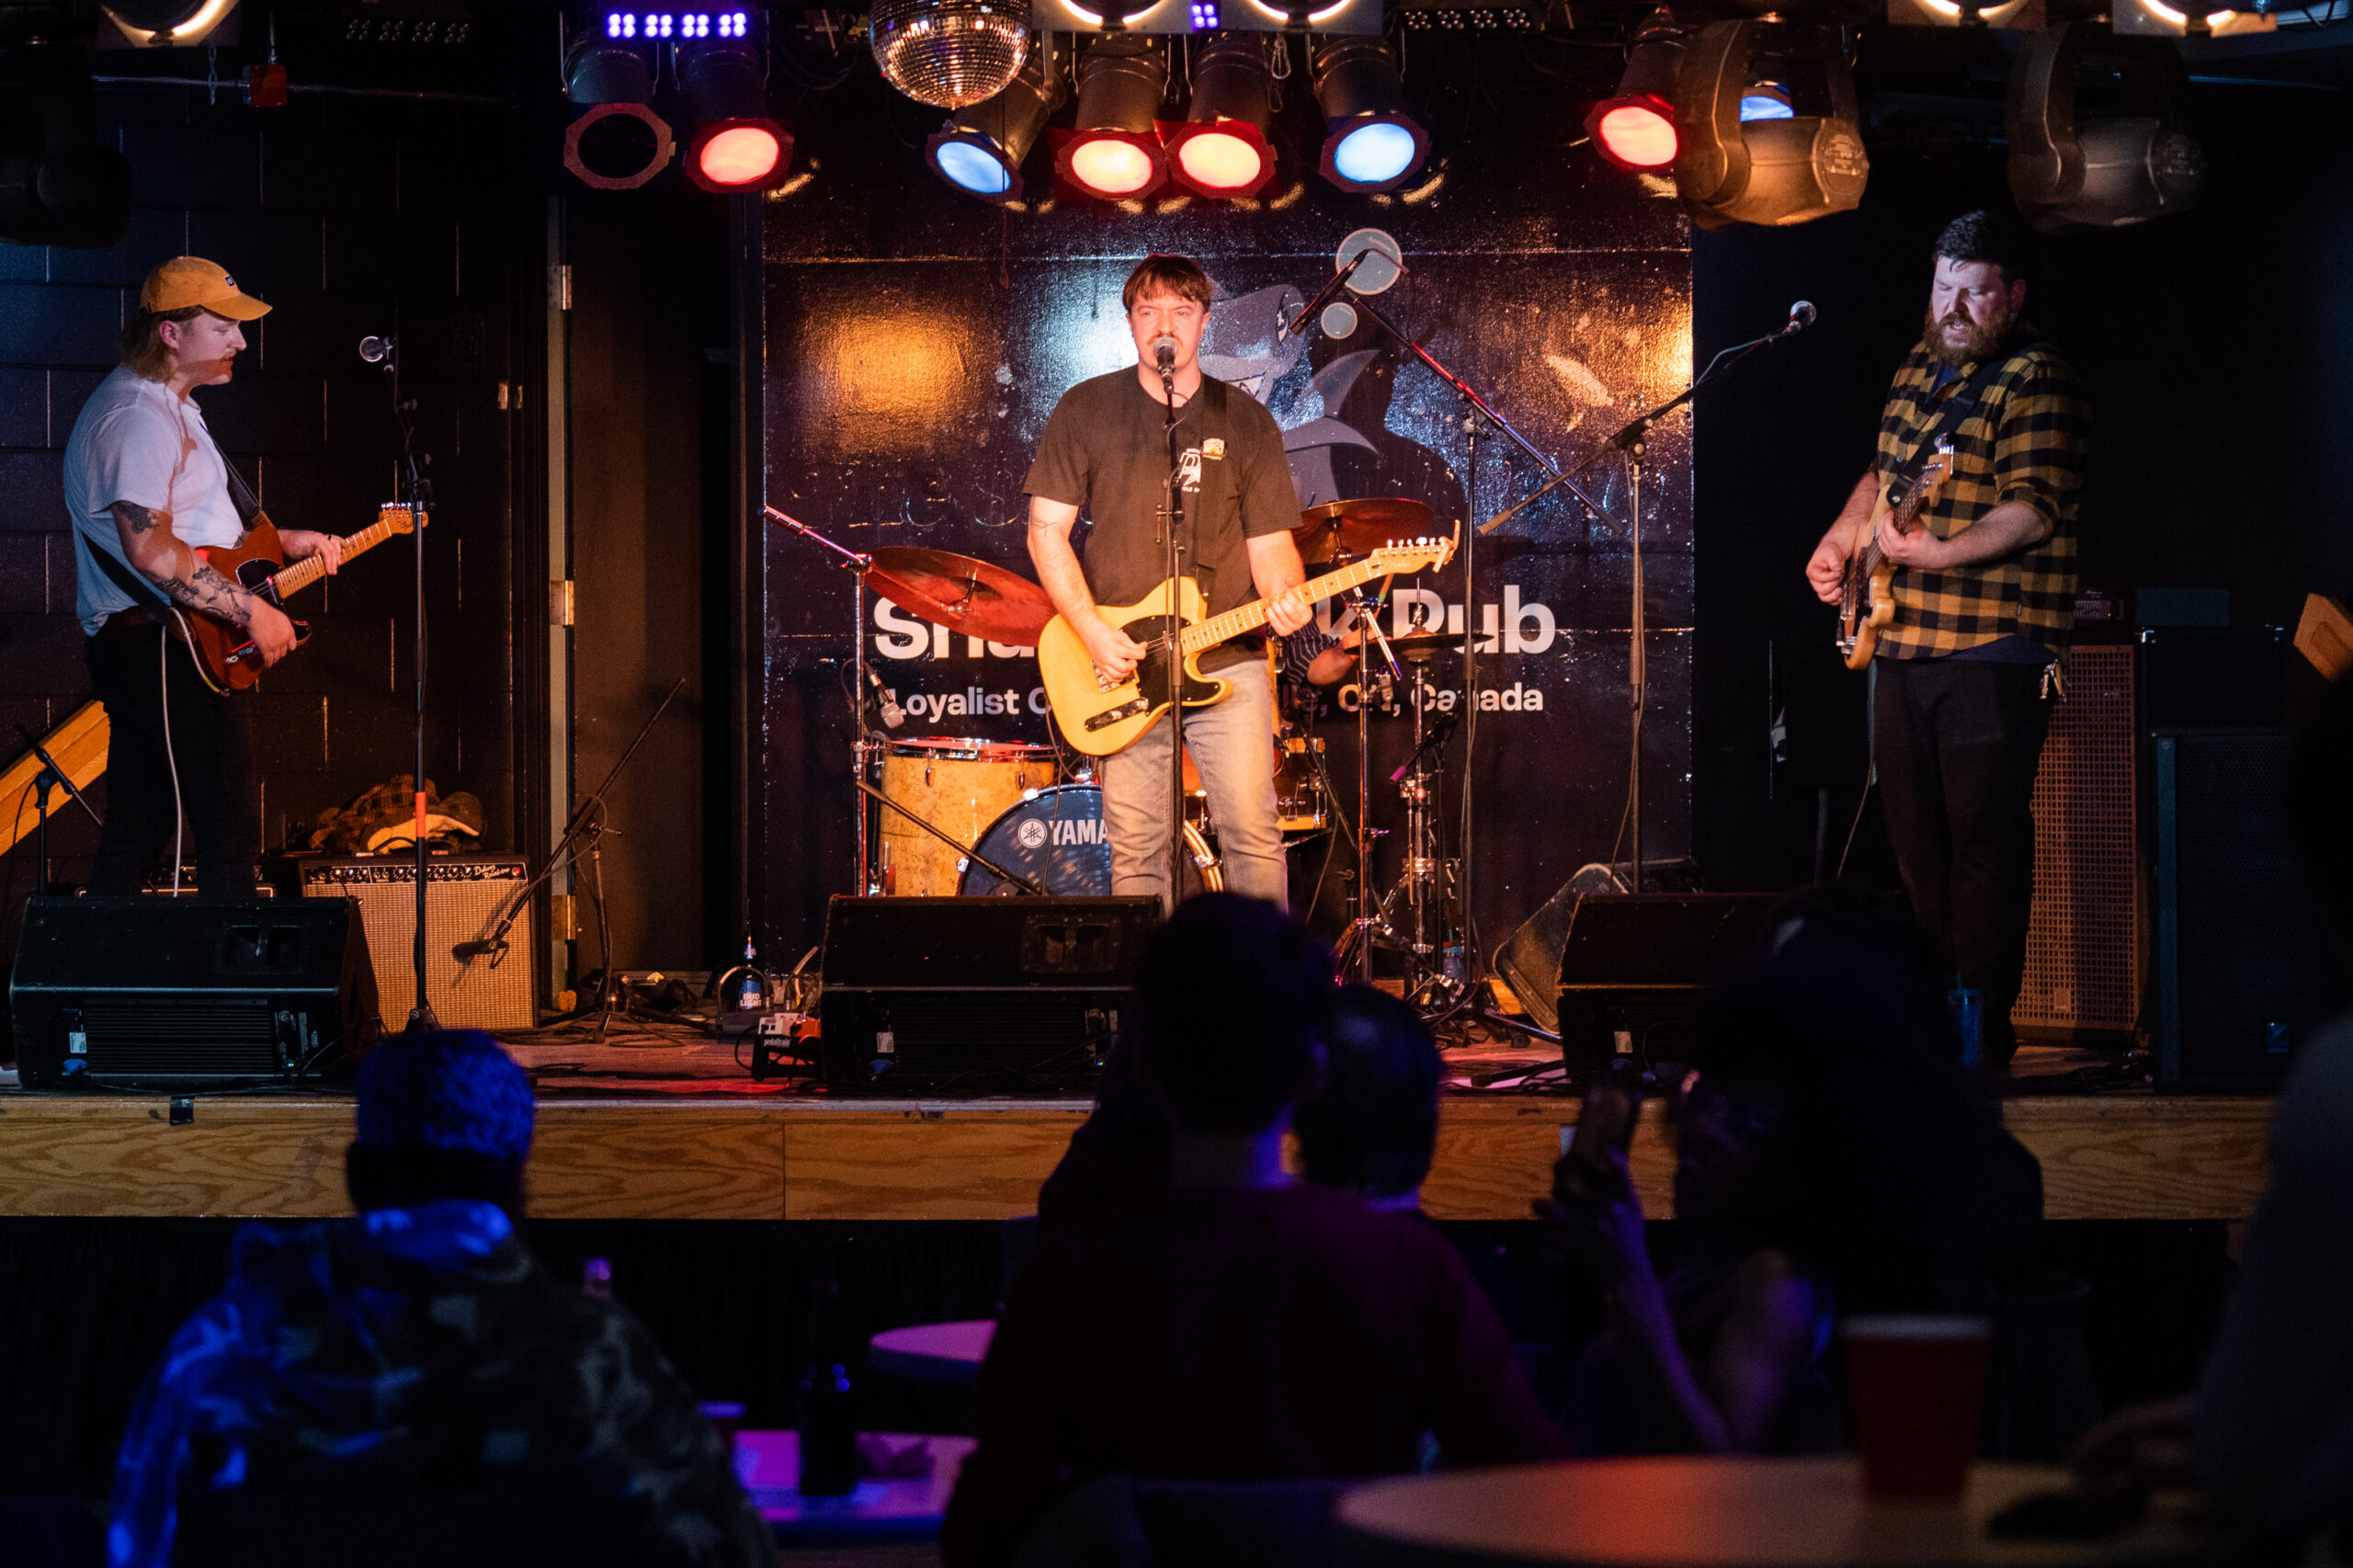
[162,563,254,629]
[112,502,158,535]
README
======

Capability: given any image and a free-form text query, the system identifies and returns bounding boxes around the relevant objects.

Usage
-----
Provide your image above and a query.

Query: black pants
[85,621,257,896]
[1872,655,2052,1063]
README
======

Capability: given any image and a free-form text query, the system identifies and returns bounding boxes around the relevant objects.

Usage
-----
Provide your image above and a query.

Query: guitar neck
[1177,558,1393,654]
[269,514,407,598]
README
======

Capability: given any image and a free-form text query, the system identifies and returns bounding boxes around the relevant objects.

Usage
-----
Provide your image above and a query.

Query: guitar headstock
[1369,534,1458,577]
[1916,440,1956,503]
[379,502,430,534]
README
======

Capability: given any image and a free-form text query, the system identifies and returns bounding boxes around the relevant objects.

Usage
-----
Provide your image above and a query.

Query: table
[1336,1458,2229,1568]
[870,1318,996,1384]
[736,1429,975,1544]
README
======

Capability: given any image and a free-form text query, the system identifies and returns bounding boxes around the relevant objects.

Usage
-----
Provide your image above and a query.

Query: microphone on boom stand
[1152,334,1178,388]
[1782,301,1817,335]
[358,335,397,364]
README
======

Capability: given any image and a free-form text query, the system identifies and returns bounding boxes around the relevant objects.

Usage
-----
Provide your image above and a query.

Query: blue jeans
[1101,657,1286,911]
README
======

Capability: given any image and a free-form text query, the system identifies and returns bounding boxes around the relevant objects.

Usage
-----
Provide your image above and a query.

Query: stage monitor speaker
[11,896,378,1089]
[2017,642,2141,1038]
[819,895,1159,1092]
[2153,728,2345,1091]
[1495,890,1774,1063]
[297,857,535,1031]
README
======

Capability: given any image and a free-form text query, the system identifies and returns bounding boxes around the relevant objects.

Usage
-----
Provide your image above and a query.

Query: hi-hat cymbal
[866,547,1055,645]
[1292,497,1437,564]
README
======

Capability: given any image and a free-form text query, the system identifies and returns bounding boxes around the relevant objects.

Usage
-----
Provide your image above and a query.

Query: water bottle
[736,935,765,1012]
[1948,985,1984,1070]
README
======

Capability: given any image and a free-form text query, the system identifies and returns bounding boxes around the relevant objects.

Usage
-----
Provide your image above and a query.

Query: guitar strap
[219,456,264,528]
[1185,377,1234,611]
[1893,349,2023,498]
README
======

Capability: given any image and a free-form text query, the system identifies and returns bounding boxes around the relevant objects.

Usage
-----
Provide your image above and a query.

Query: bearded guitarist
[1802,212,2091,1068]
[1026,254,1314,912]
[61,256,343,896]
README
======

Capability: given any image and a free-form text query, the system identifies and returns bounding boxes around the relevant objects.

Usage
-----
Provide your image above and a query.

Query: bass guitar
[182,504,426,692]
[1038,535,1458,756]
[1836,443,1953,671]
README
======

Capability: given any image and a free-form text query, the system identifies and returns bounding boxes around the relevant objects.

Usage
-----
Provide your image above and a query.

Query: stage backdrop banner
[757,70,1691,965]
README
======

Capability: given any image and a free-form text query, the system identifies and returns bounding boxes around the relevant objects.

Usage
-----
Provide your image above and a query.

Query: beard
[1924,304,2012,367]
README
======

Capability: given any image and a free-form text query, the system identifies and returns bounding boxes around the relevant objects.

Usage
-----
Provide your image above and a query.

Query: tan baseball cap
[139,256,271,320]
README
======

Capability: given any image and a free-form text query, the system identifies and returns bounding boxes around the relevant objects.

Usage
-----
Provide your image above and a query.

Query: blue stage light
[935,138,1012,194]
[1189,1,1220,25]
[1330,119,1417,185]
[1740,85,1793,120]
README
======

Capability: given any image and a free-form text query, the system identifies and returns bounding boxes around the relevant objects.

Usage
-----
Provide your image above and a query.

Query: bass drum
[959,784,1221,897]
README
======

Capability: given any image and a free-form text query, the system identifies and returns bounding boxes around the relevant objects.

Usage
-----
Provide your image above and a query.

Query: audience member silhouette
[108,1030,770,1568]
[1294,983,1445,1212]
[944,894,1564,1568]
[1544,941,2002,1454]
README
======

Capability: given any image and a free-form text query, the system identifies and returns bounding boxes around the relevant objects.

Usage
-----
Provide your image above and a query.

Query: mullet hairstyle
[1931,210,2032,288]
[1122,253,1214,313]
[119,305,207,381]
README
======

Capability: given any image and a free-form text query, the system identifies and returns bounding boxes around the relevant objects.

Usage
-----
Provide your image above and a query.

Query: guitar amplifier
[2016,643,2140,1039]
[12,896,378,1089]
[297,856,536,1031]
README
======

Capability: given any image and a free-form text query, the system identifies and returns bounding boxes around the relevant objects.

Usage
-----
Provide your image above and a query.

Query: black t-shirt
[1025,369,1300,671]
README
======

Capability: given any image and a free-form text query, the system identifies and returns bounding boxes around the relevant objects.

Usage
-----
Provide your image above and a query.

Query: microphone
[451,938,506,961]
[358,335,396,364]
[1784,301,1817,334]
[1151,335,1178,376]
[1280,248,1371,341]
[863,665,905,728]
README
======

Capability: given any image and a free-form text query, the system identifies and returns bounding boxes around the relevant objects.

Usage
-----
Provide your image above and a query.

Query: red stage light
[696,124,781,187]
[1587,95,1677,170]
[1165,119,1275,199]
[1056,129,1165,199]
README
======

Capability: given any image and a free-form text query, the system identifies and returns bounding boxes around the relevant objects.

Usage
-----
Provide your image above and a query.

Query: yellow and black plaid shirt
[1871,329,2091,659]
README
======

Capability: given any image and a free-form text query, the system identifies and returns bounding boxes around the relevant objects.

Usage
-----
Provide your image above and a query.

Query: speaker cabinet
[12,896,378,1089]
[2017,643,2141,1038]
[297,857,535,1031]
[819,895,1159,1091]
[2153,729,2345,1090]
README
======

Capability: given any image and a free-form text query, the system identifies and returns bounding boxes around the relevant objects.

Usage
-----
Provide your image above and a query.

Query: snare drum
[877,736,1058,896]
[960,784,1221,897]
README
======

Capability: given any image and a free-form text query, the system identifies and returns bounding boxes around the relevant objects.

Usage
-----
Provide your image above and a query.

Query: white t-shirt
[61,365,247,635]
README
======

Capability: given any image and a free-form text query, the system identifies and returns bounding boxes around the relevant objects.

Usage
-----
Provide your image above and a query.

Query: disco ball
[870,0,1030,109]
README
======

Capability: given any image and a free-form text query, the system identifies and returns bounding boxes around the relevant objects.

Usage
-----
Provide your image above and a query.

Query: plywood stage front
[0,1075,2275,1224]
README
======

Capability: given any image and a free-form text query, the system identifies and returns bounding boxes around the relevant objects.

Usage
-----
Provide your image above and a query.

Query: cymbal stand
[760,506,879,893]
[1336,572,1401,982]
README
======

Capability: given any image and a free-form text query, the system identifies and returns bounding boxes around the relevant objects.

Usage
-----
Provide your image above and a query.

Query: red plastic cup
[1842,1314,1992,1500]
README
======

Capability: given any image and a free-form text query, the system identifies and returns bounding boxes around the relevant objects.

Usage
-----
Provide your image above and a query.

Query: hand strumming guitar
[246,600,298,667]
[1079,615,1147,685]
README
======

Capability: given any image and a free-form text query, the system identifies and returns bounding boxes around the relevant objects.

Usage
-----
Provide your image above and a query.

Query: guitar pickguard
[1083,616,1220,734]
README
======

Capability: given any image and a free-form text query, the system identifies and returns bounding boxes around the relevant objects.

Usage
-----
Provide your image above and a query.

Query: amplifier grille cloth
[301,859,534,1031]
[84,1001,281,1075]
[2017,644,2139,1035]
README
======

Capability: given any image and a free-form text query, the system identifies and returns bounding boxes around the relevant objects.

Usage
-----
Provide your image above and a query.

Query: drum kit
[763,495,1473,1006]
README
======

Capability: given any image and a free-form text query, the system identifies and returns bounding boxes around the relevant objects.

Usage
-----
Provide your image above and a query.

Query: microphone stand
[1474,312,1809,895]
[373,339,438,1031]
[762,506,881,894]
[15,723,101,896]
[1157,348,1187,911]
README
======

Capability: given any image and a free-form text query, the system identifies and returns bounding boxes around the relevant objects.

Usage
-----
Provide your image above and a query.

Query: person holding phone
[1539,944,1989,1455]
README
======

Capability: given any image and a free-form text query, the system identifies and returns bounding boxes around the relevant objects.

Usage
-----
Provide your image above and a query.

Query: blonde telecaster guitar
[1038,535,1458,756]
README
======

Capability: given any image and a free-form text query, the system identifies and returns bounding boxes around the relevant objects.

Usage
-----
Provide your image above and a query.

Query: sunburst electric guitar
[1039,535,1459,756]
[1836,443,1953,671]
[181,504,426,692]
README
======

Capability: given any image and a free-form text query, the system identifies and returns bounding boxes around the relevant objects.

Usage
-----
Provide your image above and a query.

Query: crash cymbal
[1385,630,1461,663]
[1292,497,1437,565]
[867,547,1055,645]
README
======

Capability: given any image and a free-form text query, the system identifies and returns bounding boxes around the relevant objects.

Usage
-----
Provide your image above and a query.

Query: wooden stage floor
[0,1037,2275,1224]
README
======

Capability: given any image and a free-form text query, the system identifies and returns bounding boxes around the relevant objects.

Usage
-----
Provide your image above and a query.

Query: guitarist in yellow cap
[61,256,343,895]
[1027,254,1315,912]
